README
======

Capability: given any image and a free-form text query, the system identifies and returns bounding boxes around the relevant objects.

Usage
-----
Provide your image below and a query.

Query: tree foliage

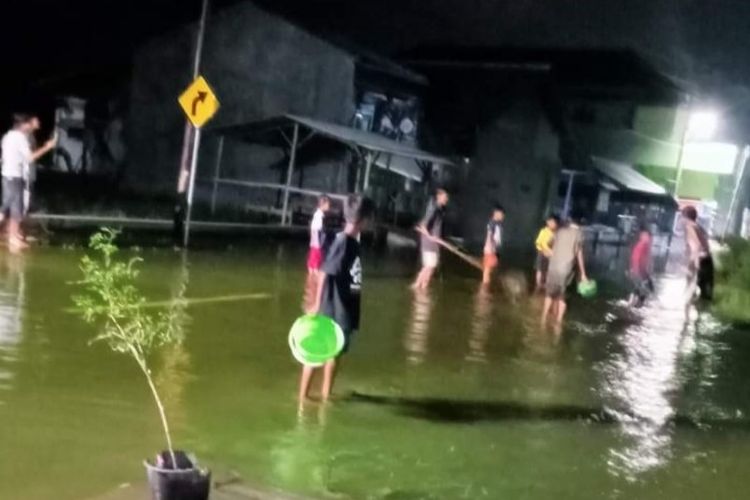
[714,237,750,324]
[72,228,179,460]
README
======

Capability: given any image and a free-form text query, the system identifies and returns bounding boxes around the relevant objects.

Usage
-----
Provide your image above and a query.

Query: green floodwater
[0,243,749,499]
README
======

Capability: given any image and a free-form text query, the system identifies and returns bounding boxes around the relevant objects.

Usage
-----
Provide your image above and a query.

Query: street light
[688,111,719,140]
[673,109,719,197]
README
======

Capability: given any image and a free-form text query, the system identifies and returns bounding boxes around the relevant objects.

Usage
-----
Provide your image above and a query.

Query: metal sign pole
[183,128,202,247]
[176,0,210,244]
[210,136,225,214]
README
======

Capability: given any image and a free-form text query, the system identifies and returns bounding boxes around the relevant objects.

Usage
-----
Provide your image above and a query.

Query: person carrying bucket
[299,195,374,402]
[541,211,589,327]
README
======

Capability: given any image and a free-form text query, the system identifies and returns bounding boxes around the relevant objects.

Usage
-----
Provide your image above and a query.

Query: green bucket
[577,280,598,298]
[288,314,345,366]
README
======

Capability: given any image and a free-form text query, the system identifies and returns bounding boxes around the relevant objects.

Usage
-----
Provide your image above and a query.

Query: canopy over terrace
[205,114,455,225]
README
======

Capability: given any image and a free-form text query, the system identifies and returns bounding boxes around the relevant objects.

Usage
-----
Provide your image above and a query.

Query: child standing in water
[299,195,374,402]
[482,205,505,285]
[534,215,559,291]
[628,226,654,307]
[307,195,331,276]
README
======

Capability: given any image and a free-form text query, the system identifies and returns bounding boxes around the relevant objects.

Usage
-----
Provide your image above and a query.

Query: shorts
[697,256,714,301]
[535,253,549,273]
[422,250,439,268]
[307,246,323,270]
[545,270,573,299]
[483,252,499,269]
[1,177,24,222]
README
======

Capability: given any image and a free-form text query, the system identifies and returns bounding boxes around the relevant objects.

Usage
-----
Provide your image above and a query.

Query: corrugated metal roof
[374,154,422,181]
[592,156,668,196]
[287,115,454,166]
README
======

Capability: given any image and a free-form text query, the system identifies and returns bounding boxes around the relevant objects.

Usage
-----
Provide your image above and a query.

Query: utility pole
[174,0,210,246]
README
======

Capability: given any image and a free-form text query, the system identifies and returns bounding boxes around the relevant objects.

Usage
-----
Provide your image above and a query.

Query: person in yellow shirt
[534,215,559,291]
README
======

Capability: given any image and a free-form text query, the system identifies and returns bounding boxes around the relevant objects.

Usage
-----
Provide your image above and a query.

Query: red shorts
[307,247,323,270]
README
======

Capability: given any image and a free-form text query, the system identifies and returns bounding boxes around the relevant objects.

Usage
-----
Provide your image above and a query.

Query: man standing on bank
[1,114,56,252]
[412,188,449,291]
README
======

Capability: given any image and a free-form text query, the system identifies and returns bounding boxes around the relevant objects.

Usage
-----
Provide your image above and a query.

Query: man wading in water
[682,205,713,310]
[0,114,56,252]
[541,212,589,327]
[412,188,449,291]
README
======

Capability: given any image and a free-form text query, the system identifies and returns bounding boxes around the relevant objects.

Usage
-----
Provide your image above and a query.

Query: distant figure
[541,214,589,326]
[482,204,505,285]
[300,195,374,402]
[0,114,56,252]
[412,188,449,290]
[534,215,559,291]
[628,226,654,307]
[682,206,713,304]
[307,195,331,276]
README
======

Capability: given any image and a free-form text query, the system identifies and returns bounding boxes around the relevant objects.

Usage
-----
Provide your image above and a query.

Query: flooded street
[0,244,748,499]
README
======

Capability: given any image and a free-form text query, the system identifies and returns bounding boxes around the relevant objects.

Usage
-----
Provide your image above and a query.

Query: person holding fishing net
[412,188,449,291]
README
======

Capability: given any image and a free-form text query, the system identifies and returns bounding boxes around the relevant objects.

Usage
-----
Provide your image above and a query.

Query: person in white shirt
[1,114,56,251]
[307,195,331,275]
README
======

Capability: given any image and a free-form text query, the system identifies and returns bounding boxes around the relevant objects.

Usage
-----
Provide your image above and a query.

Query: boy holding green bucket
[299,195,375,402]
[541,212,590,327]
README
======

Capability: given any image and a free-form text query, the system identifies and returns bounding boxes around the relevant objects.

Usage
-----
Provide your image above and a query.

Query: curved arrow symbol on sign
[191,91,208,116]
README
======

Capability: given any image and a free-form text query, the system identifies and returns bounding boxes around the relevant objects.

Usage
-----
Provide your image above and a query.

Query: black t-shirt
[420,201,445,253]
[320,232,361,333]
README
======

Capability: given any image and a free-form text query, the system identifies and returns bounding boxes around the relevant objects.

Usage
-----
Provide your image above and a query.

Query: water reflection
[271,404,331,495]
[677,311,728,421]
[466,285,492,364]
[404,289,433,365]
[598,277,688,480]
[0,255,25,399]
[155,252,192,429]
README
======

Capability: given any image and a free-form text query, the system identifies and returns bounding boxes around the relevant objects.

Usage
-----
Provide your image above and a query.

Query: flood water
[0,243,749,499]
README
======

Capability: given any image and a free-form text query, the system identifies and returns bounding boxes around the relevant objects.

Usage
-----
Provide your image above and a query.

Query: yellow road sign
[178,75,220,128]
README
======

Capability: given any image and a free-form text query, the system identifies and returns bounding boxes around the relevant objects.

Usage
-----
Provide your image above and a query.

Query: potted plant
[73,228,210,500]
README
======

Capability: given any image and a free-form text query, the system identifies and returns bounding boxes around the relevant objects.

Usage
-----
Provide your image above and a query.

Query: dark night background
[2,0,750,141]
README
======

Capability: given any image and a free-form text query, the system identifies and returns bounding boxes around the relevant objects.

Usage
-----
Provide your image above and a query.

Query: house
[127,2,450,226]
[401,47,688,256]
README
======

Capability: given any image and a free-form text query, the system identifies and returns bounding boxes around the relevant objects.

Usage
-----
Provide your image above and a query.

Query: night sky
[2,0,750,140]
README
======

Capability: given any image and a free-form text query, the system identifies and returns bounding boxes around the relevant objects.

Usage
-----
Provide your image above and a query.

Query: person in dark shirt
[412,188,449,290]
[482,204,505,285]
[299,195,374,403]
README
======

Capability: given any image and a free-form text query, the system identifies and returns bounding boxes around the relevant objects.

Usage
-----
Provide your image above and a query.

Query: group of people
[296,187,715,403]
[409,189,590,326]
[0,114,57,252]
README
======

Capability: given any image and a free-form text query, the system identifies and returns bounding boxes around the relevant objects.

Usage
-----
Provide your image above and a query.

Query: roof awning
[204,114,454,226]
[371,155,420,181]
[592,156,669,196]
[286,115,453,167]
[208,114,454,182]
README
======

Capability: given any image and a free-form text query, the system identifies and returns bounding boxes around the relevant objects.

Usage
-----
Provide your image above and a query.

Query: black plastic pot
[144,451,211,500]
